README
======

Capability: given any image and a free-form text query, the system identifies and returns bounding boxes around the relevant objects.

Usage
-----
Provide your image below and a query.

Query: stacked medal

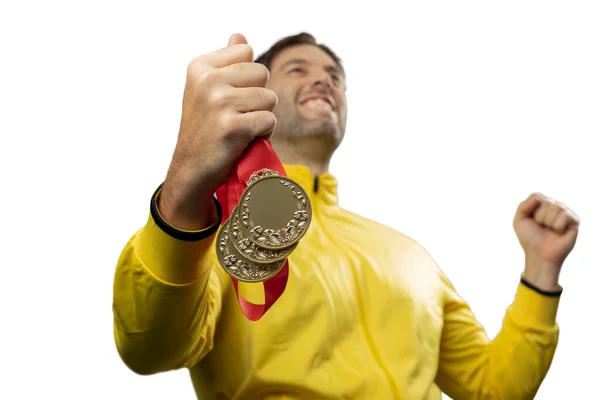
[216,168,312,283]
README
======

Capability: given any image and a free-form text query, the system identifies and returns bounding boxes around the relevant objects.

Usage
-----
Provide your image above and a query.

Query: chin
[277,113,342,142]
[302,120,339,136]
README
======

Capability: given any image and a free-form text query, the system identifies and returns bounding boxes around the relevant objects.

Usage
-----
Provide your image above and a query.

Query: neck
[271,137,333,176]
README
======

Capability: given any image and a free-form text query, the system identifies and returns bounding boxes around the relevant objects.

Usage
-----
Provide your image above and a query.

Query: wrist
[159,180,218,231]
[523,258,562,293]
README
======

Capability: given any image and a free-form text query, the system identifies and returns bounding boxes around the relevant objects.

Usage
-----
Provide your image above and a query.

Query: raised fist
[160,33,278,230]
[514,192,580,291]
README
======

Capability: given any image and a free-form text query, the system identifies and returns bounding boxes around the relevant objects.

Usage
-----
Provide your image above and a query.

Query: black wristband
[150,183,223,241]
[520,277,563,297]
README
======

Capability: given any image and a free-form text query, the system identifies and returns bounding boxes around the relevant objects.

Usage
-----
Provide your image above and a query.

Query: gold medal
[216,206,287,283]
[238,169,312,250]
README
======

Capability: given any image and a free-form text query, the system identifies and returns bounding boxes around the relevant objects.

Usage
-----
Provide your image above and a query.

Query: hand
[160,33,278,229]
[513,193,580,291]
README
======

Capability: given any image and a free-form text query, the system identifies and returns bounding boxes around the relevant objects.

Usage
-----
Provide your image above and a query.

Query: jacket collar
[283,164,339,207]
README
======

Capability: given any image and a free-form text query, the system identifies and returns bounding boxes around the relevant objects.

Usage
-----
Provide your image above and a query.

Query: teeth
[304,98,332,111]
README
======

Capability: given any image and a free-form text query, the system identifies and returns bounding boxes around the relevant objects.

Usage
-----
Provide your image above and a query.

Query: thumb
[228,33,248,47]
[515,192,543,220]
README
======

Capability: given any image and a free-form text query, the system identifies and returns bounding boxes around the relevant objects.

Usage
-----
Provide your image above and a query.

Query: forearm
[112,234,213,375]
[112,185,223,374]
[482,282,560,399]
[437,280,561,400]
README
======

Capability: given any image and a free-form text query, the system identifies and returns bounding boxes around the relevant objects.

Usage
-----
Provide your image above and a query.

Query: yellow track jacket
[113,164,561,399]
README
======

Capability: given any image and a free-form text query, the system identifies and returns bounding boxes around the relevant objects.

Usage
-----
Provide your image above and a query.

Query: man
[112,32,580,399]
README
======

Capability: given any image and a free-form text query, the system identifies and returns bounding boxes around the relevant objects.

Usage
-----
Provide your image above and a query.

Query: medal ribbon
[215,138,289,321]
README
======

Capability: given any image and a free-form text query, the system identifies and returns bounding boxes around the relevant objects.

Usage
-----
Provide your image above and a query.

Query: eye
[330,74,344,88]
[289,67,306,74]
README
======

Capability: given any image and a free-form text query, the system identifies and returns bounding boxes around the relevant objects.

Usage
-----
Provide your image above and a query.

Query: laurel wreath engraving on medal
[217,221,283,281]
[240,179,309,246]
[231,213,294,262]
[246,168,279,185]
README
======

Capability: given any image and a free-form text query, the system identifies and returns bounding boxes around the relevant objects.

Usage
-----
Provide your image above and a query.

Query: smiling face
[267,44,348,151]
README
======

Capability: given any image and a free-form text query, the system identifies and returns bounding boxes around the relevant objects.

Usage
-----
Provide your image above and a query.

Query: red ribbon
[215,138,289,321]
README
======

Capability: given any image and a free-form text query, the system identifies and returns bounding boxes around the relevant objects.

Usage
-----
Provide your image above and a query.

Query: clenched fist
[160,33,278,230]
[514,193,580,291]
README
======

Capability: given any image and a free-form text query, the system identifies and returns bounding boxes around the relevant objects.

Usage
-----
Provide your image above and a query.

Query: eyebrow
[280,58,344,76]
[325,65,343,76]
[280,58,307,71]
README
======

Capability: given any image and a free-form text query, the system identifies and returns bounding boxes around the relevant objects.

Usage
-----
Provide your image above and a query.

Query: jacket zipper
[313,172,399,398]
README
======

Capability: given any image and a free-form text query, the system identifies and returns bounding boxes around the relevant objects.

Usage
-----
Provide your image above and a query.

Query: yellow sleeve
[112,186,225,375]
[435,271,561,400]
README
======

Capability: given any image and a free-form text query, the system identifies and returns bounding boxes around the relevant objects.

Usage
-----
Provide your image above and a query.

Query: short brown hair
[255,32,345,75]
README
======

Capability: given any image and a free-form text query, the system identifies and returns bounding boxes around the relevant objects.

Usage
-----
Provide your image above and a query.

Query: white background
[1,1,598,399]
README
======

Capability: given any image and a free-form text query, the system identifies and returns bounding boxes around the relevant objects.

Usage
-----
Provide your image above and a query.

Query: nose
[311,70,334,91]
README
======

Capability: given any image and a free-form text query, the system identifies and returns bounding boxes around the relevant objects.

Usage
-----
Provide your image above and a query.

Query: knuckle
[253,88,277,109]
[187,57,200,72]
[187,56,208,75]
[265,111,277,129]
[247,87,262,104]
[265,89,278,108]
[251,114,261,133]
[220,114,238,134]
[209,88,230,107]
[253,87,267,101]
[256,62,270,82]
[197,69,220,86]
[238,44,254,61]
